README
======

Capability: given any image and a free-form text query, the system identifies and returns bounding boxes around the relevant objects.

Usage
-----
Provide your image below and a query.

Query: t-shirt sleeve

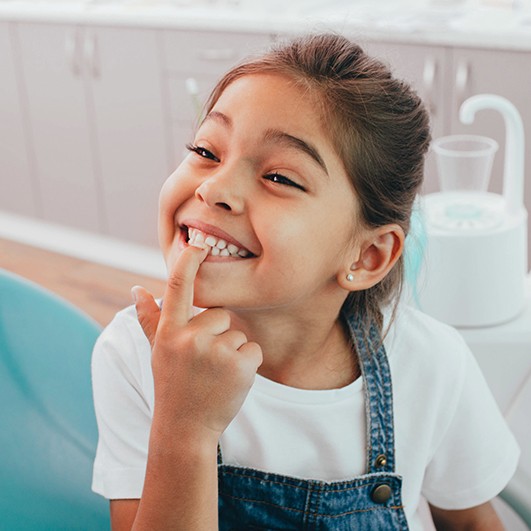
[421,332,520,510]
[91,308,153,500]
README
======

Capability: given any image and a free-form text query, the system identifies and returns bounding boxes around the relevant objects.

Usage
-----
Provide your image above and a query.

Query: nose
[195,170,246,214]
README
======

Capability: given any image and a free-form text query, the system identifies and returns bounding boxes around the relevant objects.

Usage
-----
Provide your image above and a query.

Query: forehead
[210,74,328,142]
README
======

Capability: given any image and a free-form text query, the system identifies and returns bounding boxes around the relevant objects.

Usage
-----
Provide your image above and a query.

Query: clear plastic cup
[432,135,499,192]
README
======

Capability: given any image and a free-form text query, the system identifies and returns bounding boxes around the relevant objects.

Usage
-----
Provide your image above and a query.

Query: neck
[228,303,359,390]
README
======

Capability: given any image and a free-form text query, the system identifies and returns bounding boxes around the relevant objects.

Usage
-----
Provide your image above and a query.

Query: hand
[132,245,263,441]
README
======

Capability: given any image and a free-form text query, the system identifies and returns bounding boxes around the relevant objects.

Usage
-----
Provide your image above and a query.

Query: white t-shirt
[91,303,519,530]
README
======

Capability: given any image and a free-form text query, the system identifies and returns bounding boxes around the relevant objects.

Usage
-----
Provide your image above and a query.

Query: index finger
[160,244,209,328]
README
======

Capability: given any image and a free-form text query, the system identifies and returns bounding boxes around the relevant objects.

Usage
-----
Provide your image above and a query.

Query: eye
[264,172,306,191]
[186,143,220,163]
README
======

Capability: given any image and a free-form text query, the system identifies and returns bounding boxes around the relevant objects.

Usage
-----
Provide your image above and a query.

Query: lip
[179,218,256,256]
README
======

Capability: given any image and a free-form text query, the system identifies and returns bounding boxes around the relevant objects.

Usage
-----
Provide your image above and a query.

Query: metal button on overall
[371,484,392,504]
[374,454,387,468]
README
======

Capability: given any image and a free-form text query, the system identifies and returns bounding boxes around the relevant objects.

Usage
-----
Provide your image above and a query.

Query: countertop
[1,1,531,52]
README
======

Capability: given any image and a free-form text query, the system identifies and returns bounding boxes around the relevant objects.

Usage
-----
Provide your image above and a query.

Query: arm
[131,421,219,530]
[112,245,261,530]
[429,501,505,531]
[110,500,139,531]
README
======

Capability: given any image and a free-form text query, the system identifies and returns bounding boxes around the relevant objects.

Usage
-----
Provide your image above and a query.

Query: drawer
[163,30,273,75]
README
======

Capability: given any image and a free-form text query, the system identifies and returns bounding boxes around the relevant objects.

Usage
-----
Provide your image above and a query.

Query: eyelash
[186,143,220,162]
[185,143,306,191]
[264,173,306,191]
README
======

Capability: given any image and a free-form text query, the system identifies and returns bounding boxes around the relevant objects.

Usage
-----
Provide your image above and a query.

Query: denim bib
[217,311,409,530]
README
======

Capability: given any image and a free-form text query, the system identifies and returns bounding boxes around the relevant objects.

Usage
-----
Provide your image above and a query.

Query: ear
[337,224,405,291]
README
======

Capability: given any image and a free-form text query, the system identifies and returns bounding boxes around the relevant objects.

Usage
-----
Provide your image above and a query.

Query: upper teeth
[188,227,250,257]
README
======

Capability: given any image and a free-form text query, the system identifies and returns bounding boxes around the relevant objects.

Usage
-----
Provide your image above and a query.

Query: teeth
[205,235,217,247]
[227,244,239,256]
[191,229,204,245]
[187,227,251,258]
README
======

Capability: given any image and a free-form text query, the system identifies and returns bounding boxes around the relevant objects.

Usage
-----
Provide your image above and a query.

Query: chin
[192,290,251,311]
[192,289,227,309]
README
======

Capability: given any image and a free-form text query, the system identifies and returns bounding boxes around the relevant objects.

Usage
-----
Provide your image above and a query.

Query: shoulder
[385,303,470,378]
[387,305,519,509]
[94,304,149,359]
[92,303,153,394]
[97,302,147,345]
[91,304,155,499]
[385,304,475,443]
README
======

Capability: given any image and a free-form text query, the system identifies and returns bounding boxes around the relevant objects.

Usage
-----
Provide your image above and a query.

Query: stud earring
[346,273,354,282]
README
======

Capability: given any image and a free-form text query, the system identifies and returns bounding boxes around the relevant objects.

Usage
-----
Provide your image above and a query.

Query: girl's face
[159,74,363,312]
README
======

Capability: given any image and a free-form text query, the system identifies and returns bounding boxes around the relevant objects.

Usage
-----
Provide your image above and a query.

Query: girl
[92,33,519,530]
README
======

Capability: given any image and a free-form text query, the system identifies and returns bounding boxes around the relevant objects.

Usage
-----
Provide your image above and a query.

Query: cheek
[262,202,353,255]
[158,168,193,249]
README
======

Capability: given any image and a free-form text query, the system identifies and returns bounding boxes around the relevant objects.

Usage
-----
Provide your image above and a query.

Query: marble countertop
[1,1,531,51]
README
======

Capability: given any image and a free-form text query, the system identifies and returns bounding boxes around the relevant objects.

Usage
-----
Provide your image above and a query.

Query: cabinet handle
[455,59,469,109]
[197,48,237,62]
[65,29,81,77]
[422,57,437,117]
[84,32,99,79]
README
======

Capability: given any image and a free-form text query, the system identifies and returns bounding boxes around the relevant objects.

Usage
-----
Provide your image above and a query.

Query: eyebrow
[263,129,328,176]
[202,111,328,175]
[202,110,232,128]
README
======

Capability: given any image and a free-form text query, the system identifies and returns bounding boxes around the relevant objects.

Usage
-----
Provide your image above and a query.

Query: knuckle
[190,330,206,351]
[233,330,247,343]
[156,320,174,340]
[246,342,264,363]
[214,338,234,359]
[210,308,231,327]
[167,271,187,292]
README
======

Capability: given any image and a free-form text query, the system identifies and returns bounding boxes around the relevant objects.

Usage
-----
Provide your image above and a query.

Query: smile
[186,227,254,258]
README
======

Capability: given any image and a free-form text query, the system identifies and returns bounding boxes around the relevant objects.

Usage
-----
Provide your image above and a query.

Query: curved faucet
[460,94,525,212]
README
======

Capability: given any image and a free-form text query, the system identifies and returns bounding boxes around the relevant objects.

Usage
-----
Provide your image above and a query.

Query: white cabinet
[16,23,102,232]
[0,22,39,217]
[4,21,530,256]
[364,40,531,199]
[362,40,450,194]
[89,27,168,246]
[448,47,531,200]
[15,23,168,246]
[162,30,273,169]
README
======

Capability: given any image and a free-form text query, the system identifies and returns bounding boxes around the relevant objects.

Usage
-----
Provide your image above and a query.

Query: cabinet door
[163,30,273,169]
[0,22,38,217]
[362,40,450,194]
[16,23,102,232]
[89,27,169,247]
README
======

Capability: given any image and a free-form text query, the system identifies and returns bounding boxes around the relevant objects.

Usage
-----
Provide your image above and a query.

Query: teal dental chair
[0,269,110,530]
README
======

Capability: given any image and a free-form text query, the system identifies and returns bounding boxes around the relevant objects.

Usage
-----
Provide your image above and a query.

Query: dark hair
[204,33,431,329]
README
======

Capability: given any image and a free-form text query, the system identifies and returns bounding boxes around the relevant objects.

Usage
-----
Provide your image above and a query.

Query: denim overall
[218,311,409,530]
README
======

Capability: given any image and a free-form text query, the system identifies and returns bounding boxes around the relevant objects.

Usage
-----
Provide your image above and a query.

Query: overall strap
[342,310,396,475]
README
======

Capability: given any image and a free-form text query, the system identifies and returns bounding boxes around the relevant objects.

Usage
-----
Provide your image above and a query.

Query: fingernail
[131,286,141,303]
[189,241,209,250]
